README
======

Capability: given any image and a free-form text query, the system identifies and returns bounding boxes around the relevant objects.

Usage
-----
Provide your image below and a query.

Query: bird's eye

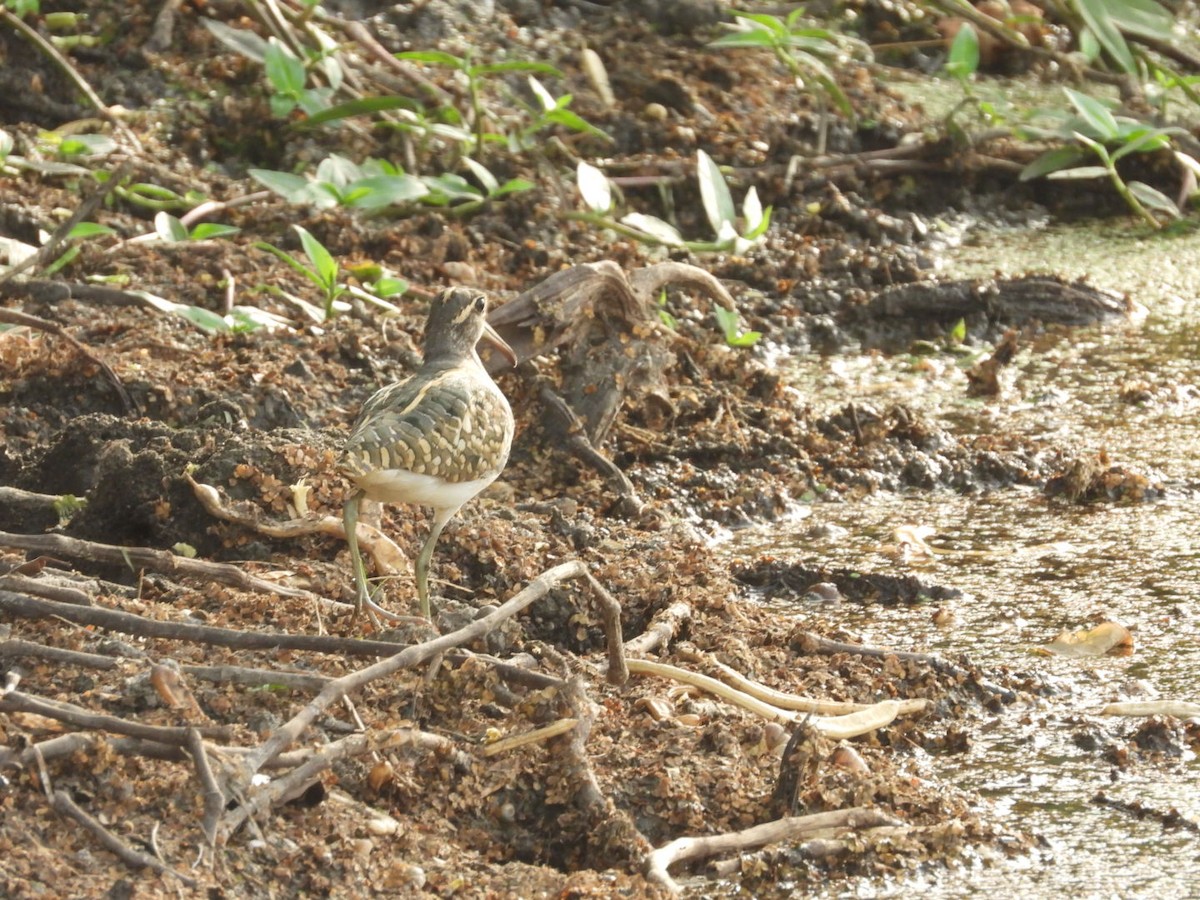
[474,296,486,313]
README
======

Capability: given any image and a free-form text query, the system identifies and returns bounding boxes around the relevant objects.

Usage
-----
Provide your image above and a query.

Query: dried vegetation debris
[0,0,1151,895]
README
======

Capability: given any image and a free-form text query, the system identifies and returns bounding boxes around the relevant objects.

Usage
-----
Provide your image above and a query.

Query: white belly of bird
[355,468,500,510]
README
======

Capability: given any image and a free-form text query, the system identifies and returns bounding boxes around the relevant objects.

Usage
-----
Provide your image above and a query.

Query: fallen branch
[791,630,1017,701]
[623,601,692,657]
[645,806,898,894]
[0,530,321,602]
[705,656,928,717]
[0,690,234,744]
[1100,700,1200,718]
[628,659,911,739]
[0,590,407,658]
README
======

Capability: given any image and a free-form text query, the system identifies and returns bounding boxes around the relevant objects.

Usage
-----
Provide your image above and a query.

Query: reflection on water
[732,221,1200,896]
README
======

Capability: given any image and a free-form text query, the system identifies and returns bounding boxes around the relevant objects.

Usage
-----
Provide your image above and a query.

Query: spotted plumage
[340,287,516,621]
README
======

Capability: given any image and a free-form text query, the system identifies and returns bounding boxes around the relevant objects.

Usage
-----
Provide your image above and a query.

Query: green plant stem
[1108,168,1159,228]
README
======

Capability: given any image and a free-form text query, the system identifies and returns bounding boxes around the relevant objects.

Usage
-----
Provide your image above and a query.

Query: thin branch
[0,690,234,744]
[51,789,196,886]
[0,530,323,602]
[184,728,225,850]
[645,807,898,894]
[0,306,135,414]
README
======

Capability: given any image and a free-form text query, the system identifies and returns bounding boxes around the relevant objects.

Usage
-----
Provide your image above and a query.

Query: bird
[340,287,517,621]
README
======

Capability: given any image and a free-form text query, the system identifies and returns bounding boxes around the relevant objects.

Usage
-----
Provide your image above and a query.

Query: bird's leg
[415,506,458,618]
[343,490,379,624]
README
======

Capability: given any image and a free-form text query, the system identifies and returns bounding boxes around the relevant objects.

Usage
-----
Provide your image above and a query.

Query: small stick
[0,530,320,601]
[51,789,196,886]
[0,590,410,658]
[0,307,134,414]
[0,638,120,670]
[0,690,234,744]
[184,728,225,850]
[481,718,578,757]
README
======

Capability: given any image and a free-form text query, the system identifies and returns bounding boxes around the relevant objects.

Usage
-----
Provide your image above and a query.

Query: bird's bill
[482,322,518,367]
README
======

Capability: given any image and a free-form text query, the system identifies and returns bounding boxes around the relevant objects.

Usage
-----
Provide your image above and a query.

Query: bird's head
[424,287,517,368]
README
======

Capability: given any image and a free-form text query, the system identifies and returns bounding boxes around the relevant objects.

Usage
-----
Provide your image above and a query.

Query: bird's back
[340,360,514,503]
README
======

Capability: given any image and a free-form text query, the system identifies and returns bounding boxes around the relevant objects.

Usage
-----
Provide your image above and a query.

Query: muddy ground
[0,1,1181,897]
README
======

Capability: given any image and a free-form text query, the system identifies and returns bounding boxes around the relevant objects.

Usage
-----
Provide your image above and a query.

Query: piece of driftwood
[645,806,899,894]
[486,261,736,447]
[856,275,1132,328]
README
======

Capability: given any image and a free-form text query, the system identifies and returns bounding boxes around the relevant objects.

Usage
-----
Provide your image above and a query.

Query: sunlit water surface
[725,220,1200,897]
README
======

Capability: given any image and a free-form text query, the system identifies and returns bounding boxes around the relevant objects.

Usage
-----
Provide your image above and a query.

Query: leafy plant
[138,291,292,334]
[510,76,611,151]
[714,305,762,347]
[709,8,857,125]
[1072,0,1173,76]
[251,153,532,215]
[203,19,342,117]
[153,211,240,243]
[256,225,347,320]
[394,49,561,155]
[575,150,771,254]
[1020,88,1193,227]
[250,155,428,210]
[43,221,116,276]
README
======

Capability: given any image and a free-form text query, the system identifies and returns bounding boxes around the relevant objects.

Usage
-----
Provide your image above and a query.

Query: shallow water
[731,220,1200,897]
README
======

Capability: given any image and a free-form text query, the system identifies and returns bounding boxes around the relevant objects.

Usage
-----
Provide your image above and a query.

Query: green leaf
[742,186,764,234]
[577,161,612,214]
[202,18,268,63]
[1074,0,1136,74]
[620,213,685,246]
[491,178,534,198]
[528,76,557,113]
[1100,0,1173,40]
[696,149,736,237]
[421,173,483,202]
[714,306,762,347]
[945,23,979,80]
[67,222,116,240]
[394,49,463,68]
[300,95,421,127]
[155,212,189,243]
[293,226,337,288]
[264,42,306,95]
[1045,165,1111,179]
[462,156,499,193]
[729,12,788,36]
[1110,127,1177,162]
[373,277,408,298]
[344,174,428,208]
[1019,146,1088,180]
[1064,88,1120,140]
[315,153,362,189]
[544,108,611,140]
[188,223,241,240]
[179,305,233,333]
[249,169,313,203]
[43,245,79,276]
[1128,181,1180,217]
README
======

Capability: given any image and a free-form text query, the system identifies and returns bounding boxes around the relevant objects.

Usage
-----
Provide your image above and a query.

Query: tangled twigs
[645,806,900,894]
[220,560,627,840]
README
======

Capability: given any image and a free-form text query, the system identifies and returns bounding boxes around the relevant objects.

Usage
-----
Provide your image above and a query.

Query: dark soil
[0,1,1162,897]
